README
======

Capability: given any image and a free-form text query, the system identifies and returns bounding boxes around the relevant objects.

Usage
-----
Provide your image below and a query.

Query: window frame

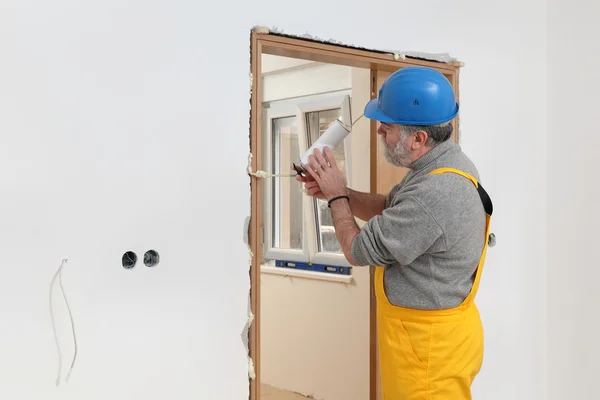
[261,90,354,273]
[262,102,310,263]
[295,93,353,268]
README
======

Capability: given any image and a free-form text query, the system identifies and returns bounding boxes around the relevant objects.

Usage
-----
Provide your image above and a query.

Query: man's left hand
[307,147,347,200]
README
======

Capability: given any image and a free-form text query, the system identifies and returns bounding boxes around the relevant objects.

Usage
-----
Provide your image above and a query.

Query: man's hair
[399,122,453,146]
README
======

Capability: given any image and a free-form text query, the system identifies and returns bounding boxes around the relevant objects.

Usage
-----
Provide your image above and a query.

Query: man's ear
[412,130,428,149]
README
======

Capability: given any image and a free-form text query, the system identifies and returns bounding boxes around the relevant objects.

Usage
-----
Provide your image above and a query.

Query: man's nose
[376,124,385,135]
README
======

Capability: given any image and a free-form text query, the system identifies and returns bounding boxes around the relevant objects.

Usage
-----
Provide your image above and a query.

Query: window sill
[260,265,353,284]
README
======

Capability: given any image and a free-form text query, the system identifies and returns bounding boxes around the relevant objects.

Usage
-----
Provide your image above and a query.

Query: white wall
[261,54,313,74]
[546,1,600,399]
[0,1,548,400]
[261,58,352,102]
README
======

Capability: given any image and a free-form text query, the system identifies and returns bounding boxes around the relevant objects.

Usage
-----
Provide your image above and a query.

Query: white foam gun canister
[297,119,351,170]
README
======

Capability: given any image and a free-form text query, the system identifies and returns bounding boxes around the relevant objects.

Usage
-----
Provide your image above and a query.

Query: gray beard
[383,136,412,167]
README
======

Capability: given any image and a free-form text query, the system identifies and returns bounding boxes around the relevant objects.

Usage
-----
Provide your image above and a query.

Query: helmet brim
[364,98,460,125]
[363,98,397,123]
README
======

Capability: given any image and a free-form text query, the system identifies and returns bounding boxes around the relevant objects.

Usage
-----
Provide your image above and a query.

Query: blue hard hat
[364,66,459,125]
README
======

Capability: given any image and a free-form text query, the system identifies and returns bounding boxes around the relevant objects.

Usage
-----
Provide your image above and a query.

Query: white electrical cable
[49,259,78,386]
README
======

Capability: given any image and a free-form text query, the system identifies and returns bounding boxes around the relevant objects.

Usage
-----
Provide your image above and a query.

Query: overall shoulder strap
[429,167,493,217]
[429,168,495,304]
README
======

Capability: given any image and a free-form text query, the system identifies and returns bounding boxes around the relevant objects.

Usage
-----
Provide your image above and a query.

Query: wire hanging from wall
[49,259,78,386]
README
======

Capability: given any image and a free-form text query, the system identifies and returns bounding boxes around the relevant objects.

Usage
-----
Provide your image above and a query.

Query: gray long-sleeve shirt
[351,139,487,310]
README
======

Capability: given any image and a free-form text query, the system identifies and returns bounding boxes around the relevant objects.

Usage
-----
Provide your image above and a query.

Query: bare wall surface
[547,0,599,398]
[0,1,546,399]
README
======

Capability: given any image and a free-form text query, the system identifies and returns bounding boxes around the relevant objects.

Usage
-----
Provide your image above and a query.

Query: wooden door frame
[248,27,462,400]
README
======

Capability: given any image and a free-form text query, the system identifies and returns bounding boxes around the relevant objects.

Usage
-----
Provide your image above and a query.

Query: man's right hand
[293,164,387,222]
[295,168,327,200]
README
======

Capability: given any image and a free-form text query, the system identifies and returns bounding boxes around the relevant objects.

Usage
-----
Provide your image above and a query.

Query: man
[296,66,493,399]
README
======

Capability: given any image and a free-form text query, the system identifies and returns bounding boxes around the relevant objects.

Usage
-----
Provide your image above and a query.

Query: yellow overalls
[375,167,493,400]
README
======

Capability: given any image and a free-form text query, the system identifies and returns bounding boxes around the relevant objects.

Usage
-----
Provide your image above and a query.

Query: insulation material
[264,26,462,65]
[248,356,256,380]
[252,26,270,34]
[385,50,460,64]
[240,293,252,354]
[247,153,294,178]
[242,290,255,379]
[241,215,255,376]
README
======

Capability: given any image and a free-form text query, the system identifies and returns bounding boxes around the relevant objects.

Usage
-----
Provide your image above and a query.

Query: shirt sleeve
[350,195,445,266]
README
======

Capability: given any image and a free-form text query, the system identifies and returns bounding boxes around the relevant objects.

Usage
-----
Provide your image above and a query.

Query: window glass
[305,109,345,253]
[271,116,303,250]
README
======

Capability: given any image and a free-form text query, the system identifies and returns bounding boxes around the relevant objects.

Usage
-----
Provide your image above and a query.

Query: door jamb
[248,28,462,400]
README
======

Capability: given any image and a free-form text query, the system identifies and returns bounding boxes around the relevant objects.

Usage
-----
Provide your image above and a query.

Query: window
[270,115,304,252]
[262,91,353,277]
[305,108,346,254]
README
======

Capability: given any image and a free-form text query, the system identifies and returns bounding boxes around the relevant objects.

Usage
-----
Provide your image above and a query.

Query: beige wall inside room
[259,55,372,400]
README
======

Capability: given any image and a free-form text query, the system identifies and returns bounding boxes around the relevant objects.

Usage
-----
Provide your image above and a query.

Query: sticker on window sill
[275,260,351,275]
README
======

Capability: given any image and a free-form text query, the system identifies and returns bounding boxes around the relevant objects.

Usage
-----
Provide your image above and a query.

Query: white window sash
[262,90,354,270]
[295,93,353,268]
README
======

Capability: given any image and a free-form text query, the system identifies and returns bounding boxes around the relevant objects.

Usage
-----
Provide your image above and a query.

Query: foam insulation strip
[385,50,465,66]
[252,26,270,34]
[241,305,255,380]
[240,292,254,368]
[245,30,256,382]
[242,211,255,380]
[242,204,255,378]
[247,153,294,178]
[248,357,256,379]
[253,25,463,66]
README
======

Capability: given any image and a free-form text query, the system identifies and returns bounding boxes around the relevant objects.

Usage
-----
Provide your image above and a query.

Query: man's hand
[296,147,360,266]
[306,147,348,200]
[295,168,326,200]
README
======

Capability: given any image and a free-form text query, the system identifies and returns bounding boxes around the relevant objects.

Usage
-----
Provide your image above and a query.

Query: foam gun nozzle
[292,163,306,177]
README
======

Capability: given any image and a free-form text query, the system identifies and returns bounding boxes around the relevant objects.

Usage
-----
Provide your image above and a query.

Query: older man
[297,66,493,399]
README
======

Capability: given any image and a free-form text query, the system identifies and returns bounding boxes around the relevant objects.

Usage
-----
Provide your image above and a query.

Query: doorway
[248,28,461,400]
